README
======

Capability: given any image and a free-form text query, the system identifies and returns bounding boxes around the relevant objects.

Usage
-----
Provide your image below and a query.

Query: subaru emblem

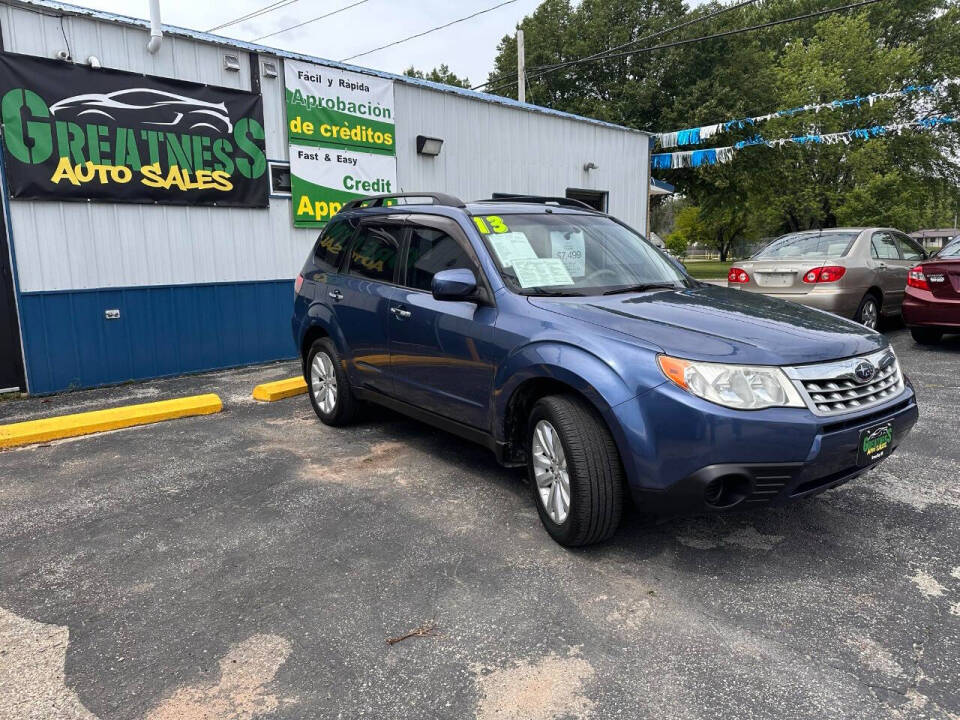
[854,360,876,383]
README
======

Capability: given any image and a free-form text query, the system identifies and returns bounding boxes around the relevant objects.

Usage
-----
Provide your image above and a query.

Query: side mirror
[432,268,478,301]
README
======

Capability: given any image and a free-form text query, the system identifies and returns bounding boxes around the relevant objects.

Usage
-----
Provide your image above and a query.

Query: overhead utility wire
[475,0,760,93]
[529,0,760,75]
[341,0,518,61]
[206,0,300,33]
[252,0,369,41]
[479,0,886,96]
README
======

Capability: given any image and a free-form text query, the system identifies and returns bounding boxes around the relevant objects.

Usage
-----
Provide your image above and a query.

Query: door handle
[328,289,343,301]
[390,306,412,320]
[876,263,887,269]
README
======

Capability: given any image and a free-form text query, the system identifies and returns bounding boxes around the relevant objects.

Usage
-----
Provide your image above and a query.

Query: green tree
[485,0,960,236]
[403,64,470,89]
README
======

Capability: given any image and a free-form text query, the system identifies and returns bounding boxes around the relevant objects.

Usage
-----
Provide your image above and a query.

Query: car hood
[528,284,885,366]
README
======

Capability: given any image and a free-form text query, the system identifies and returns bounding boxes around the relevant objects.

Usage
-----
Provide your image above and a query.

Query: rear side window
[404,226,474,292]
[314,219,354,272]
[871,232,901,260]
[895,234,925,261]
[348,224,402,283]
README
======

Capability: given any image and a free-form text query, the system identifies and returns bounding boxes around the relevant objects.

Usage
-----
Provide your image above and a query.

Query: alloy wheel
[860,299,879,330]
[531,420,571,524]
[310,351,338,414]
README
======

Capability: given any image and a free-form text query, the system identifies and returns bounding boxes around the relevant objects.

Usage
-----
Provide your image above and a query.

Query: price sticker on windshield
[473,215,510,234]
[550,231,586,277]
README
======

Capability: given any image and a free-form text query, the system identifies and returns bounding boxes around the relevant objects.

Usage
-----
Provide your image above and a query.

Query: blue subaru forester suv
[292,193,919,546]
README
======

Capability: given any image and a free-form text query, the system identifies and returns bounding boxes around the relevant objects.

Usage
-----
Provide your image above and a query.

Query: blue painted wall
[19,280,297,394]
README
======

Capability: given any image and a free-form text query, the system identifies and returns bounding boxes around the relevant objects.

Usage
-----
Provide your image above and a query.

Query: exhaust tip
[703,474,751,509]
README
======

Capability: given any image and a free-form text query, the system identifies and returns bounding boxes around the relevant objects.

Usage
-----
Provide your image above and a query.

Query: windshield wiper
[602,282,679,295]
[528,289,587,297]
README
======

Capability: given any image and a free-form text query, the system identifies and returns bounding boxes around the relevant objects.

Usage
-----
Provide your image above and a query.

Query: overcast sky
[64,0,704,86]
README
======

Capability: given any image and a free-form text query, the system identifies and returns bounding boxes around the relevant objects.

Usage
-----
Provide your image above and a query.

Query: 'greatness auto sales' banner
[0,52,268,207]
[284,59,397,227]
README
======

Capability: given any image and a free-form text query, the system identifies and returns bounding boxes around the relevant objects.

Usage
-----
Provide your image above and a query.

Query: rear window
[939,240,960,259]
[754,231,858,260]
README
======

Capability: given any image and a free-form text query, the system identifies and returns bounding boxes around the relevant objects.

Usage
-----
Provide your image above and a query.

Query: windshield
[471,212,692,296]
[753,231,858,260]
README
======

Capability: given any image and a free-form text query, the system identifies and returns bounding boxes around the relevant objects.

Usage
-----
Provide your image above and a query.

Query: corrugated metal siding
[0,4,249,89]
[18,279,296,393]
[10,199,317,293]
[394,84,649,231]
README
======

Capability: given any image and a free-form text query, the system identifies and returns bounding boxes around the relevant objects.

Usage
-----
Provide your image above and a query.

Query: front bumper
[613,380,918,515]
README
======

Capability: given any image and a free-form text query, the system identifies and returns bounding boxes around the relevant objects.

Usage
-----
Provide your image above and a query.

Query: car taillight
[294,274,304,295]
[728,268,750,283]
[802,265,846,284]
[907,265,929,290]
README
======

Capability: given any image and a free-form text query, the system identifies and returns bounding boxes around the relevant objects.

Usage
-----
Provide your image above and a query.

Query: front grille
[784,348,904,417]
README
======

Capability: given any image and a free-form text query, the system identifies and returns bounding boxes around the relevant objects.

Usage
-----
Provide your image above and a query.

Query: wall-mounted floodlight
[416,135,444,156]
[223,54,241,72]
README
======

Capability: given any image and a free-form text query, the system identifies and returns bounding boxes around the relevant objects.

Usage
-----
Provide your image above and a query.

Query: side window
[348,224,402,283]
[404,225,475,292]
[314,219,354,272]
[895,233,925,262]
[871,232,901,260]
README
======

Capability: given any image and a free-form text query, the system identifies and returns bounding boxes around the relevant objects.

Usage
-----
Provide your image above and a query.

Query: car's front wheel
[910,327,943,345]
[306,338,359,426]
[527,395,624,546]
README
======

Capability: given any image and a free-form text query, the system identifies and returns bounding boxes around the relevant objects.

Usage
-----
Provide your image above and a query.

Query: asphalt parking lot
[1,327,959,720]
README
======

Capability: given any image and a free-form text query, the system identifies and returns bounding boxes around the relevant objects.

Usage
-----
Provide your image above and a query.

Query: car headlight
[658,355,805,410]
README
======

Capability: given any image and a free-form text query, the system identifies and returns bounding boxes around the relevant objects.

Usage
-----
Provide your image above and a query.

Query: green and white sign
[284,59,395,155]
[290,144,398,228]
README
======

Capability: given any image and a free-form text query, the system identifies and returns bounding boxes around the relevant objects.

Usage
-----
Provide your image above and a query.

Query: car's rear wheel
[527,395,624,546]
[854,293,881,330]
[306,338,359,426]
[910,327,943,345]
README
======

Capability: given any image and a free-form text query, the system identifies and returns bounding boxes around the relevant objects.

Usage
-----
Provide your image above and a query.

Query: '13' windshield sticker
[473,215,509,234]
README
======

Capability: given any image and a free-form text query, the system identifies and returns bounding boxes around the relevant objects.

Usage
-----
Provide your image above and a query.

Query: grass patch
[683,260,732,280]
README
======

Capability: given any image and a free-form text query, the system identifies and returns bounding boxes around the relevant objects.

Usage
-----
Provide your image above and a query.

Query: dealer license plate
[858,422,894,466]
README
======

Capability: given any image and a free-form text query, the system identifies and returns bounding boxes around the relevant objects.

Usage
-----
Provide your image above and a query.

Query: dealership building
[0,0,652,395]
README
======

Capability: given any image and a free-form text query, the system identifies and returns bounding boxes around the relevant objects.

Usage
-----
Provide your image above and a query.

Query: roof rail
[478,194,598,211]
[340,192,465,211]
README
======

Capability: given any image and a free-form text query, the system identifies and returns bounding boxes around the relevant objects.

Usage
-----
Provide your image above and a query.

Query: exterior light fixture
[416,135,443,156]
[583,162,599,172]
[223,54,241,72]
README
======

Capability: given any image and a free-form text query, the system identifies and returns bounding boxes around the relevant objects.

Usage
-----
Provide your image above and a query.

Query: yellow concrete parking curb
[252,377,308,402]
[0,394,223,449]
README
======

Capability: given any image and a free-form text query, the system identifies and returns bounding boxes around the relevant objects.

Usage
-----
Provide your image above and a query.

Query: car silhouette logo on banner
[49,88,233,133]
[854,360,876,383]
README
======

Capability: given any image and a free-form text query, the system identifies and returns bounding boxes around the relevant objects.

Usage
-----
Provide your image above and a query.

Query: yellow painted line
[252,377,308,402]
[0,394,223,449]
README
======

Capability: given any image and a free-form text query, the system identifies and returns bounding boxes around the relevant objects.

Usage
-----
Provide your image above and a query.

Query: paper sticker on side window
[511,258,575,288]
[550,231,586,277]
[488,232,537,268]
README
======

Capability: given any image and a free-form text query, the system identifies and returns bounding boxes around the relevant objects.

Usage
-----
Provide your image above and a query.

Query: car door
[869,231,904,312]
[326,215,407,397]
[388,215,498,430]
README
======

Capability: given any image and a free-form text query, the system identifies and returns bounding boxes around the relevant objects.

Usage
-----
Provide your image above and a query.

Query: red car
[903,239,960,344]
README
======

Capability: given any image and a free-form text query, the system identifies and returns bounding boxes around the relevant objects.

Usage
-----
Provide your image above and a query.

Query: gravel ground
[1,329,958,720]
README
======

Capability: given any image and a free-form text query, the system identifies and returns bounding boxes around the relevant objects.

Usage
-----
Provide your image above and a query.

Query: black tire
[305,338,359,426]
[911,327,943,345]
[527,394,625,547]
[854,293,881,330]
